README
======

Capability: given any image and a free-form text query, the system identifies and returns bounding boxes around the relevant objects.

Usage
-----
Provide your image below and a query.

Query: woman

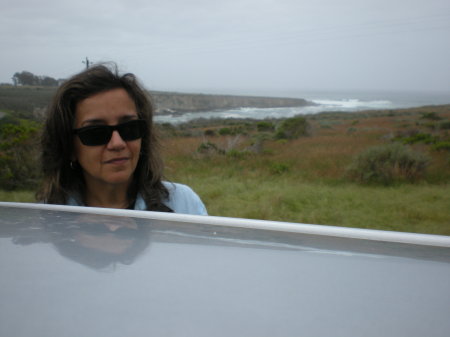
[37,64,207,215]
[11,210,153,270]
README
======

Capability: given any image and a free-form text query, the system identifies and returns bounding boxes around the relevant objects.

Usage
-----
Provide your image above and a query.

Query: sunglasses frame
[73,119,147,146]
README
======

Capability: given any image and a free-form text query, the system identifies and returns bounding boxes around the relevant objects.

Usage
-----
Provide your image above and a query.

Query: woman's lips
[105,157,129,165]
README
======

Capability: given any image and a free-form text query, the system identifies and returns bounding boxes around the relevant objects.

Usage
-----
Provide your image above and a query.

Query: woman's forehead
[75,88,138,125]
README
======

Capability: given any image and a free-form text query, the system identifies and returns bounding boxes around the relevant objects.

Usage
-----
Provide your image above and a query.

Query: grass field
[1,105,449,235]
[0,190,35,203]
[161,105,450,235]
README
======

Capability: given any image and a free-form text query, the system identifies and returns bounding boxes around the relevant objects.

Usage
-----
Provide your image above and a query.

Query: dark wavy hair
[37,64,171,211]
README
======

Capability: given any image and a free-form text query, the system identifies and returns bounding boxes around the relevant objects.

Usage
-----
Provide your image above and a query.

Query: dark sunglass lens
[118,120,144,141]
[78,127,112,146]
[75,120,145,146]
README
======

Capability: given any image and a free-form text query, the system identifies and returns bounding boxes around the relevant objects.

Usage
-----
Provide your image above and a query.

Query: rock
[150,91,314,115]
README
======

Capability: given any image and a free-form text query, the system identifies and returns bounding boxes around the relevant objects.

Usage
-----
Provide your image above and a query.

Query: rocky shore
[150,91,314,115]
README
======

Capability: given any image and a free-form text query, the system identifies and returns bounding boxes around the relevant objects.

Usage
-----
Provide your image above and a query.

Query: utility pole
[82,57,90,69]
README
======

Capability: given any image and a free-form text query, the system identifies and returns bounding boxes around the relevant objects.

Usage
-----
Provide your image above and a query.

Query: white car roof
[1,202,449,337]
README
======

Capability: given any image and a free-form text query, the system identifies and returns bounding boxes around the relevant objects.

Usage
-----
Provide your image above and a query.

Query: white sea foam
[155,90,448,124]
[312,98,392,109]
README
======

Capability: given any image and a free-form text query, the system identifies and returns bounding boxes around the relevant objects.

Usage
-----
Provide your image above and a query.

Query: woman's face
[73,88,142,190]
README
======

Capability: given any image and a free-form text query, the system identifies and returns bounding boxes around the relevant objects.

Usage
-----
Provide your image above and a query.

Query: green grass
[164,151,450,235]
[171,173,450,236]
[0,190,35,203]
[3,182,449,235]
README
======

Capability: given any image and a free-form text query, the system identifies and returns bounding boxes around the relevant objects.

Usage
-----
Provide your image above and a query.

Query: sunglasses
[73,119,146,146]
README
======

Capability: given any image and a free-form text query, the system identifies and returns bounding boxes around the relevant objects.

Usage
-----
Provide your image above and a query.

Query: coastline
[0,86,447,123]
[154,103,450,125]
[150,91,315,115]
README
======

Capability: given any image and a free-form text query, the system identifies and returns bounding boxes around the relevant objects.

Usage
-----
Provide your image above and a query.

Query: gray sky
[1,0,449,95]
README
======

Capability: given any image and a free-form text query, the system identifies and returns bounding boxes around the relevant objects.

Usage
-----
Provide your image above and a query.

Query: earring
[70,161,76,170]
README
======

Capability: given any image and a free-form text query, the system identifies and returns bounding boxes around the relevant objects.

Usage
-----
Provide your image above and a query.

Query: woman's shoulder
[162,181,208,215]
[64,183,207,215]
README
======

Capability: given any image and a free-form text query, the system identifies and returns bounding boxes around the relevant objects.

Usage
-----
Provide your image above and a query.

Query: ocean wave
[313,98,392,109]
[154,92,447,124]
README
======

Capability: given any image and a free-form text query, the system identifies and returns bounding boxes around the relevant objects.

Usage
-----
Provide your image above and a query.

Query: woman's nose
[107,130,126,149]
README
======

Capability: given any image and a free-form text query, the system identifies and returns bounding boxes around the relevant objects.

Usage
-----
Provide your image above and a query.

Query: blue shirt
[67,182,208,215]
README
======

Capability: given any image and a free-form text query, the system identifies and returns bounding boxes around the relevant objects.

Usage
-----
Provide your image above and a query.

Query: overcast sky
[1,0,449,95]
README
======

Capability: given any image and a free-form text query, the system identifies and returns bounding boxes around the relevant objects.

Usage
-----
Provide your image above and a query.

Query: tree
[13,71,38,86]
[40,76,58,86]
[12,71,58,87]
[12,71,58,86]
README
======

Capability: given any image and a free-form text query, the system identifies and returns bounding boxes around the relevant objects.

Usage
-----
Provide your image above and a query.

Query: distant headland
[150,91,314,115]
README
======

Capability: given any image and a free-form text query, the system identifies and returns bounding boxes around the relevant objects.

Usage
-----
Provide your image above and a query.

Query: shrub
[269,162,290,175]
[256,121,275,132]
[204,129,216,137]
[226,149,248,159]
[423,121,439,130]
[346,143,429,185]
[218,127,233,136]
[421,112,442,120]
[218,126,245,136]
[247,134,271,154]
[0,120,41,189]
[394,129,419,139]
[439,120,450,130]
[432,141,450,151]
[157,122,178,136]
[196,141,224,155]
[400,132,439,145]
[275,116,310,140]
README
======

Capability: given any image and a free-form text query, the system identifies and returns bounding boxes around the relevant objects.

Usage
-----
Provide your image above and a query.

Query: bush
[196,141,224,155]
[226,149,248,159]
[432,141,450,151]
[346,143,429,185]
[204,129,216,137]
[218,127,233,136]
[401,133,438,145]
[269,162,290,175]
[275,116,310,140]
[439,120,450,130]
[0,120,42,189]
[421,112,442,120]
[247,134,271,154]
[256,121,275,132]
[157,122,178,136]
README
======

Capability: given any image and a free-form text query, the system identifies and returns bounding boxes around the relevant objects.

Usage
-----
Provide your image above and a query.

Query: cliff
[149,91,313,114]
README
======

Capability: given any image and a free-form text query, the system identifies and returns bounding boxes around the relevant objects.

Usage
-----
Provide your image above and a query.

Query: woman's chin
[101,173,134,186]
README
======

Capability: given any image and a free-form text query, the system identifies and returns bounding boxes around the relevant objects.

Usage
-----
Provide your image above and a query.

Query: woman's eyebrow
[81,118,106,127]
[119,114,139,122]
[80,115,138,127]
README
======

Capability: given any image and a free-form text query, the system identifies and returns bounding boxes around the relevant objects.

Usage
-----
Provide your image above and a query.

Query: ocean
[154,89,450,124]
